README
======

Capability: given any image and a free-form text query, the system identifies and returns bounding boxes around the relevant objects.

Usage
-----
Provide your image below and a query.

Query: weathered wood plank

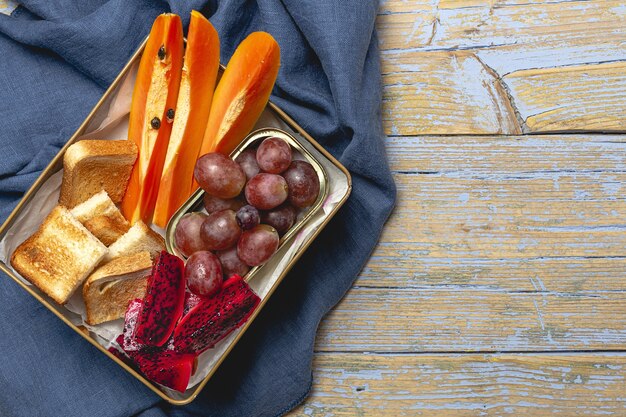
[381,49,626,135]
[377,1,626,134]
[360,251,626,292]
[383,173,626,258]
[503,62,626,132]
[288,353,626,416]
[379,0,626,65]
[386,135,626,174]
[315,288,626,352]
[358,135,626,289]
[382,51,521,135]
[382,134,626,257]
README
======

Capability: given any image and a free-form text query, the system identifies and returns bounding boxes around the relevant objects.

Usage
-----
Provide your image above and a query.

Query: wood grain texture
[290,353,626,416]
[360,135,626,290]
[293,133,626,411]
[504,62,626,132]
[379,0,626,135]
[315,287,626,352]
[382,52,521,135]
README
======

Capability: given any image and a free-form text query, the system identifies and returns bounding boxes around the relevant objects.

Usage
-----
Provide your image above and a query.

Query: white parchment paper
[0,61,349,399]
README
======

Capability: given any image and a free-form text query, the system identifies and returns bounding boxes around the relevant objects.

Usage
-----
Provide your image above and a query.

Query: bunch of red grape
[175,136,320,296]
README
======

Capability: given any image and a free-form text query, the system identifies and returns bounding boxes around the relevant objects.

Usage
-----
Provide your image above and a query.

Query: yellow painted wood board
[315,287,626,352]
[288,353,626,416]
[378,0,626,134]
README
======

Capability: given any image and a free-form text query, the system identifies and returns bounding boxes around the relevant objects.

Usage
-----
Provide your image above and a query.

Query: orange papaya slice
[197,31,280,162]
[153,11,220,228]
[121,14,184,224]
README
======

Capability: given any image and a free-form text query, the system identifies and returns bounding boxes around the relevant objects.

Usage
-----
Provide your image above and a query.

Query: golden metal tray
[0,37,351,405]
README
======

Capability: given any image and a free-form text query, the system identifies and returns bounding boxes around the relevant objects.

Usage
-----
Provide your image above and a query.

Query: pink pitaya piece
[122,298,144,351]
[135,251,186,347]
[173,275,261,354]
[183,292,202,316]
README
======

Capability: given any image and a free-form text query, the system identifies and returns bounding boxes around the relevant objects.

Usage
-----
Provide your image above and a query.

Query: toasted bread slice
[10,206,108,304]
[83,251,153,325]
[70,190,130,246]
[59,139,138,208]
[106,221,165,262]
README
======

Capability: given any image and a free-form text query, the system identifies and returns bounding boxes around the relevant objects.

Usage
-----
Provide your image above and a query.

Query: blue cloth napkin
[0,1,396,416]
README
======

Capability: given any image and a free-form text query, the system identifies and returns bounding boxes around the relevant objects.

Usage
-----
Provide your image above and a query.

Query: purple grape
[174,212,208,257]
[200,209,242,250]
[237,225,279,266]
[217,247,250,279]
[194,152,246,199]
[256,137,292,174]
[235,149,260,181]
[185,251,222,297]
[203,194,245,214]
[245,173,288,210]
[282,160,320,208]
[261,204,297,235]
[236,205,260,230]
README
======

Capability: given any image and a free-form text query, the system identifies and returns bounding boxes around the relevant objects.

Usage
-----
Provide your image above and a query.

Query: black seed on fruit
[158,45,166,60]
[166,108,175,122]
[151,117,161,129]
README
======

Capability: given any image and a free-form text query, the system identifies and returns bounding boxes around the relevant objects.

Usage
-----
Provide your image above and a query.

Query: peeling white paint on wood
[378,0,626,135]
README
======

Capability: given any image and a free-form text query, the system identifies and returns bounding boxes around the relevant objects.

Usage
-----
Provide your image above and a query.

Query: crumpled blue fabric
[0,1,396,416]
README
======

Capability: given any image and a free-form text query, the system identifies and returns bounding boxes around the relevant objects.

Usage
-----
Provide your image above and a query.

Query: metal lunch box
[0,37,351,404]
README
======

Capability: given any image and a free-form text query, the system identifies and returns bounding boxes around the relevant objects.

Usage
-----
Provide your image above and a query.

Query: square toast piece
[10,206,108,304]
[70,190,130,246]
[59,139,137,208]
[83,251,153,325]
[105,221,165,262]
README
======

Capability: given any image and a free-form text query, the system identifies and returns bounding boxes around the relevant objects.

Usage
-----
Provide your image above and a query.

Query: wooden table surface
[3,0,625,415]
[288,0,626,415]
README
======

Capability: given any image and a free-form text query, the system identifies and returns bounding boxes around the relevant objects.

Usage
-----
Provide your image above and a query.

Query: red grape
[235,149,260,180]
[236,205,260,230]
[282,160,320,208]
[237,224,279,266]
[256,137,292,174]
[261,204,297,235]
[174,212,208,257]
[194,152,246,199]
[185,251,222,297]
[217,247,250,279]
[245,173,288,210]
[204,194,245,214]
[200,209,242,250]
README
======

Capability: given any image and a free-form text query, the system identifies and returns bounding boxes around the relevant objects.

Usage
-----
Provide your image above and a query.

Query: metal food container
[166,128,329,262]
[0,37,351,405]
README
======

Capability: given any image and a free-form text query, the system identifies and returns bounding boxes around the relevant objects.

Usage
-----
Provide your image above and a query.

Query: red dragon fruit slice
[135,251,186,346]
[124,294,197,353]
[132,350,195,393]
[173,274,261,354]
[111,336,194,393]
